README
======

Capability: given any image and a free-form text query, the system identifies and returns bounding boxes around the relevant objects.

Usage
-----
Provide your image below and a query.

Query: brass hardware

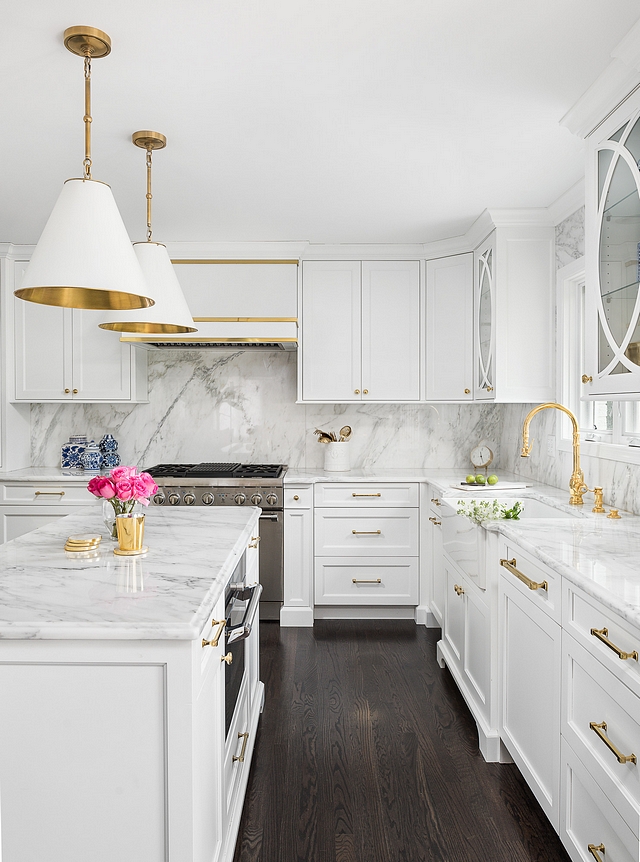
[132,130,167,243]
[352,493,381,497]
[121,336,297,344]
[352,578,382,584]
[486,386,494,392]
[35,490,65,497]
[591,487,605,514]
[221,652,233,665]
[64,388,71,394]
[354,389,360,395]
[589,721,637,764]
[588,844,605,862]
[248,535,261,549]
[293,495,299,501]
[521,403,588,506]
[590,627,638,661]
[607,509,621,519]
[72,389,78,394]
[171,259,300,265]
[431,498,441,506]
[429,517,442,526]
[193,316,298,323]
[454,584,465,596]
[233,731,250,763]
[352,530,381,535]
[363,389,369,395]
[582,375,593,384]
[464,388,471,394]
[202,619,226,649]
[500,558,548,592]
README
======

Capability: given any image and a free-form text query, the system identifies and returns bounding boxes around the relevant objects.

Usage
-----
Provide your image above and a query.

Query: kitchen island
[0,505,262,862]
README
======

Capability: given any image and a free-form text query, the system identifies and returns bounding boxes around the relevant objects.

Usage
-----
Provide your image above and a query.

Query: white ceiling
[1,1,639,246]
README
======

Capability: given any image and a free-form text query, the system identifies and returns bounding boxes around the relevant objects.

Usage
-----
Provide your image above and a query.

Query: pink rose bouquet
[88,466,158,538]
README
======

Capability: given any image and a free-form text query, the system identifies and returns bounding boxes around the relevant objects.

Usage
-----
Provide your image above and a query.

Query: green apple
[475,474,486,485]
[487,474,499,485]
[465,475,476,484]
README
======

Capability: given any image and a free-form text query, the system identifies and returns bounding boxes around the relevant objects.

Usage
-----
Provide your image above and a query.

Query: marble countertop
[0,467,92,483]
[0,506,260,640]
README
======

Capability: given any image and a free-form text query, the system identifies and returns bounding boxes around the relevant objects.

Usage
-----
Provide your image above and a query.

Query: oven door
[224,582,262,738]
[258,510,283,621]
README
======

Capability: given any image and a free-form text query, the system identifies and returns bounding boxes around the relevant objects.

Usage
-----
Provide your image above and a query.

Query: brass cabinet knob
[354,389,360,395]
[221,652,233,665]
[430,498,441,505]
[464,388,471,394]
[363,389,369,395]
[582,374,593,384]
[454,584,465,596]
[64,388,71,394]
[486,386,494,392]
[293,495,299,500]
[72,389,78,394]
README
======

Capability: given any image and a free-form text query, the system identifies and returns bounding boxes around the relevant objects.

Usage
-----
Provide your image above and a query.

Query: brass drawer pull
[588,844,605,862]
[590,627,638,661]
[589,721,637,764]
[221,652,233,665]
[430,498,441,505]
[500,557,548,592]
[454,584,465,596]
[352,529,381,535]
[35,490,66,497]
[352,578,382,584]
[429,517,441,526]
[202,619,226,649]
[352,492,381,497]
[232,731,249,763]
[248,535,261,549]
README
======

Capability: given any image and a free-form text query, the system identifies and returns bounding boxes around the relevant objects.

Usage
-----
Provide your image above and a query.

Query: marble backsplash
[31,350,505,473]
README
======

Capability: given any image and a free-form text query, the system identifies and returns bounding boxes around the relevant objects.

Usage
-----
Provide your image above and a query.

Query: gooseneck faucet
[521,403,588,506]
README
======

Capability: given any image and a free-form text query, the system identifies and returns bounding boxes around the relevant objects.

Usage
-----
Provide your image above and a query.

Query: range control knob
[250,494,262,506]
[202,492,214,506]
[265,493,278,506]
[152,492,165,505]
[168,493,181,506]
[183,493,196,506]
[234,494,246,505]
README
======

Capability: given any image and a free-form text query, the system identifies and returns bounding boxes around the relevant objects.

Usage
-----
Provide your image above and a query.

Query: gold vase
[114,513,147,556]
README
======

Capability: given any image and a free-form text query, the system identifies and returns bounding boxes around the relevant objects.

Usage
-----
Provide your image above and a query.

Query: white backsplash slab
[31,350,504,472]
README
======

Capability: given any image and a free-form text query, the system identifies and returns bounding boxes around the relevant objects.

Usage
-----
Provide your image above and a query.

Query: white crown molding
[562,16,640,138]
[300,242,426,260]
[0,243,35,260]
[546,179,585,225]
[164,241,309,260]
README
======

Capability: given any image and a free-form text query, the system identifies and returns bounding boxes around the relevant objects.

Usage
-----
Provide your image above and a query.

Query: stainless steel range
[144,463,285,621]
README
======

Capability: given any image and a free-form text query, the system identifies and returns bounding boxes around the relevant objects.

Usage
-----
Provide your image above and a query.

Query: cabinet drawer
[563,633,640,821]
[314,557,419,605]
[314,508,418,556]
[224,678,250,817]
[314,483,418,508]
[564,583,640,700]
[0,483,95,505]
[500,542,560,623]
[284,485,313,509]
[561,738,639,860]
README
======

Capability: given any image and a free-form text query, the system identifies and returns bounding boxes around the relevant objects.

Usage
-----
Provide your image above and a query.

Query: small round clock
[470,444,494,471]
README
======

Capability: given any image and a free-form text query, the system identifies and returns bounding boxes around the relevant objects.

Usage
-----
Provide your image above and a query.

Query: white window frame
[557,257,640,466]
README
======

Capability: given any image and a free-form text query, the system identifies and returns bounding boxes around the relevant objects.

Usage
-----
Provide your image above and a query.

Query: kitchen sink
[447,496,585,520]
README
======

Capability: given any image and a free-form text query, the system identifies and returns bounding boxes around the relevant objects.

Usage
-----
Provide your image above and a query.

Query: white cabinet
[425,254,474,401]
[473,227,555,403]
[0,480,98,544]
[583,90,640,397]
[427,492,444,627]
[499,543,561,830]
[282,483,314,627]
[300,260,421,402]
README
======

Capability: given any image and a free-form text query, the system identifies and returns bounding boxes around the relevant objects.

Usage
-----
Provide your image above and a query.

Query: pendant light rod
[132,131,167,242]
[84,55,92,178]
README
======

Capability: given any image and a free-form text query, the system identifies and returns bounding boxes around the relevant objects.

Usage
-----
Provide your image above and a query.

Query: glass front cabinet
[585,96,640,397]
[474,235,495,401]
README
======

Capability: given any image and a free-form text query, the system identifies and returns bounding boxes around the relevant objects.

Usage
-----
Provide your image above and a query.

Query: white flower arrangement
[456,499,524,525]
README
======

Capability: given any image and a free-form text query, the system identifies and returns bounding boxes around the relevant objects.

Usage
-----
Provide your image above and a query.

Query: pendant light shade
[16,178,154,310]
[15,27,153,311]
[99,241,197,332]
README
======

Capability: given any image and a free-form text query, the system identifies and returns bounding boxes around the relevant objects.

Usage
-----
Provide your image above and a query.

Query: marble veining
[0,506,259,640]
[555,206,584,269]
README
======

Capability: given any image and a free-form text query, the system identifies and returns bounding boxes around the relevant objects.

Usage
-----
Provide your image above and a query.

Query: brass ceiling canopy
[63,26,111,58]
[132,130,167,151]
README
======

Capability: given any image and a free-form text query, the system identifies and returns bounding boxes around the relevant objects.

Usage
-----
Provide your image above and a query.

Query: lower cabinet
[282,483,314,626]
[0,480,99,543]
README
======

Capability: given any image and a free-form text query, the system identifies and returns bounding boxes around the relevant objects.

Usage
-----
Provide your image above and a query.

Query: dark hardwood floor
[233,620,570,862]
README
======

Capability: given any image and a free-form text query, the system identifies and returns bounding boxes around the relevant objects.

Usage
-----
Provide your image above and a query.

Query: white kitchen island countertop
[0,505,260,640]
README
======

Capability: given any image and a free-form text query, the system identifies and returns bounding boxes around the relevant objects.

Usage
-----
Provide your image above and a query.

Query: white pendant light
[99,131,196,334]
[15,27,153,311]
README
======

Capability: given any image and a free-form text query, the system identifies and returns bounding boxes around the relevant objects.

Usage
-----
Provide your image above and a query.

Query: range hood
[120,260,298,350]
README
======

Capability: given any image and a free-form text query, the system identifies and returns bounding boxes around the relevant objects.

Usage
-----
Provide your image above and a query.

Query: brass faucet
[521,403,588,506]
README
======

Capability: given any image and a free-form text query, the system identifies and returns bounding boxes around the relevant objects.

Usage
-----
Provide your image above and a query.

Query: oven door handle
[259,513,280,520]
[226,583,263,644]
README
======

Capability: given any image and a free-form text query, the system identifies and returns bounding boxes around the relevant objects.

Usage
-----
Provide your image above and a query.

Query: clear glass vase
[103,498,140,541]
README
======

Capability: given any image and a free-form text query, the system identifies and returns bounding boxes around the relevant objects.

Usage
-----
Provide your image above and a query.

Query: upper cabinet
[300,260,421,402]
[584,95,640,397]
[11,260,147,403]
[475,239,495,400]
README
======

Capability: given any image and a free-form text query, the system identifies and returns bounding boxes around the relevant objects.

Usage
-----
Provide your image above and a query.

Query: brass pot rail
[590,627,639,661]
[589,721,637,764]
[500,558,548,592]
[202,619,226,649]
[588,844,605,862]
[232,731,250,763]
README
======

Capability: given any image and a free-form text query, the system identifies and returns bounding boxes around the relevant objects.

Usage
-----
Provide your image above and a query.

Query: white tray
[450,481,532,492]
